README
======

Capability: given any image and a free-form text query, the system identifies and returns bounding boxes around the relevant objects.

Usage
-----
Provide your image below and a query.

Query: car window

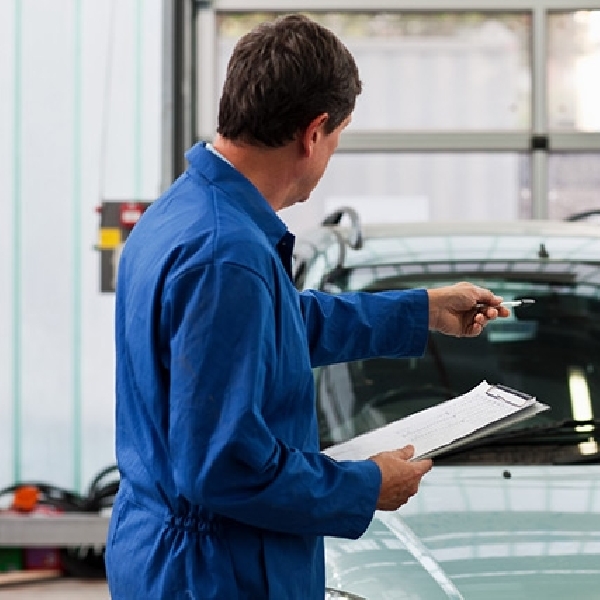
[312,260,600,464]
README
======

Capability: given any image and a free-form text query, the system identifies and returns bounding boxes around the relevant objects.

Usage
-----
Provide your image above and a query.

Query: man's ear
[299,113,329,157]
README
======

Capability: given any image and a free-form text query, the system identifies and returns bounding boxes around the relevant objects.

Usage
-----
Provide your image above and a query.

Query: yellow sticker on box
[98,227,121,249]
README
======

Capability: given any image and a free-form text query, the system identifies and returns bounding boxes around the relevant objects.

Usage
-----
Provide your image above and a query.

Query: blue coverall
[105,142,429,599]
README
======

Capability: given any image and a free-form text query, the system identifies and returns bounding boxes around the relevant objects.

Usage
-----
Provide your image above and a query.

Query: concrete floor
[0,579,110,599]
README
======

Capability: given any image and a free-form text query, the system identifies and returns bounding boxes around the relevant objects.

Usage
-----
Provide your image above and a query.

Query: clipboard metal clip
[486,384,530,407]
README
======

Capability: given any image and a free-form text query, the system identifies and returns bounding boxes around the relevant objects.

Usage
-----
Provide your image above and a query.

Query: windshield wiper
[553,451,600,465]
[494,419,600,440]
[436,419,600,458]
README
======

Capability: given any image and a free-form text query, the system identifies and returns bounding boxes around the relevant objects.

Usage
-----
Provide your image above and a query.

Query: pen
[476,299,535,309]
[499,299,535,308]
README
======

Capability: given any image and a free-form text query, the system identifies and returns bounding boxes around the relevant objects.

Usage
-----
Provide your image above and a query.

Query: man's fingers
[412,458,433,476]
[371,448,434,511]
[393,444,415,460]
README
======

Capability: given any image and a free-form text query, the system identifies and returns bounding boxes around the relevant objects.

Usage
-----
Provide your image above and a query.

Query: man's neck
[212,135,299,212]
[206,142,233,167]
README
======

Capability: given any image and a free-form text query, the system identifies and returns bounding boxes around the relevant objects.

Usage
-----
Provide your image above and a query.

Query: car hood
[325,465,600,600]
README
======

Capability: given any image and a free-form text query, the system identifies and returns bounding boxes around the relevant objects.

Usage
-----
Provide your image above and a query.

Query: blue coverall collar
[185,142,291,252]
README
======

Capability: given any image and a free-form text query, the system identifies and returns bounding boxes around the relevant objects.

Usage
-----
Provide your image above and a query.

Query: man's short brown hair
[217,14,362,147]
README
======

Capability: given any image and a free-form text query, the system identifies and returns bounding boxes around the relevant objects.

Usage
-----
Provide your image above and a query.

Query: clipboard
[323,380,550,462]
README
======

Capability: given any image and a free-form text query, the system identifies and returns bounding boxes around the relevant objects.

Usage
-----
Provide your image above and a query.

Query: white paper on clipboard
[323,380,550,462]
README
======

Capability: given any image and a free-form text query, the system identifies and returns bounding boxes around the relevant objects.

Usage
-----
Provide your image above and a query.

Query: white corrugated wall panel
[0,0,162,492]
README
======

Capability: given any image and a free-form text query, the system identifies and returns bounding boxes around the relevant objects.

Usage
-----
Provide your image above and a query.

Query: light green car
[293,212,600,600]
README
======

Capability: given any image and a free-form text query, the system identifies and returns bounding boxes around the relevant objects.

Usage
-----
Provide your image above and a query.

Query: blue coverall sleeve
[298,288,430,368]
[162,261,381,539]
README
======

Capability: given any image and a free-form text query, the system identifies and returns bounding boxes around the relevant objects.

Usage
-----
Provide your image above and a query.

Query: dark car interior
[315,280,600,465]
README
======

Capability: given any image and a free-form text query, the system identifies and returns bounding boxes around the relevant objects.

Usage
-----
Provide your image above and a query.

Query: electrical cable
[0,464,120,579]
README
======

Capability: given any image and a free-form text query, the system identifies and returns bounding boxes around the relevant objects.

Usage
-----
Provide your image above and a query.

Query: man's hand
[370,445,433,511]
[427,281,510,337]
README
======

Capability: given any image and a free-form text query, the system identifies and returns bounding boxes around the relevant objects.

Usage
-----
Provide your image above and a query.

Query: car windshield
[315,258,600,465]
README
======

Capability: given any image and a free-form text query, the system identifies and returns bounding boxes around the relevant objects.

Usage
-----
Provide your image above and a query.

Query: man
[105,13,508,599]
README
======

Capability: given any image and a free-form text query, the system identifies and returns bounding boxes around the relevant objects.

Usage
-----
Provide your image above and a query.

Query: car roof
[295,218,600,276]
[341,219,600,239]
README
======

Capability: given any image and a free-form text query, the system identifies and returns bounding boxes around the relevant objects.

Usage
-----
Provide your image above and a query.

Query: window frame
[184,0,600,219]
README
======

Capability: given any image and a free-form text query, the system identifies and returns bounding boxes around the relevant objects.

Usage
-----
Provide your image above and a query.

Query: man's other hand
[427,281,510,337]
[370,445,433,511]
